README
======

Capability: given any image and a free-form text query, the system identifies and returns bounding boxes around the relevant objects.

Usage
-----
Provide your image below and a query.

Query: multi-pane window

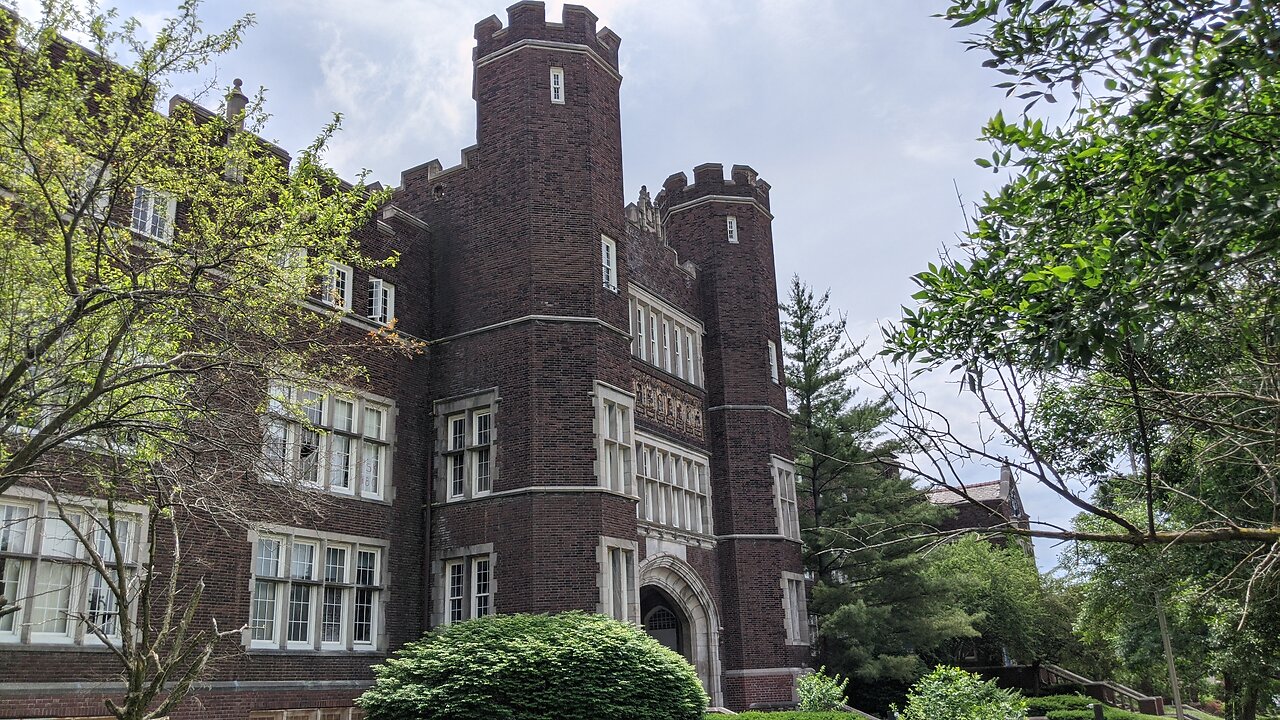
[767,339,780,384]
[781,572,809,645]
[0,495,139,645]
[635,435,711,537]
[595,385,634,494]
[440,553,494,625]
[599,538,637,623]
[322,262,353,310]
[772,456,800,541]
[436,392,497,502]
[262,383,392,501]
[367,278,396,325]
[130,185,175,241]
[726,215,738,243]
[248,529,384,651]
[628,287,704,387]
[601,235,618,292]
[550,67,565,104]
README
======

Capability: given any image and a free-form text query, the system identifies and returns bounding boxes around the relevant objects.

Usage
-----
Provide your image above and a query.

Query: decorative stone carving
[631,372,705,442]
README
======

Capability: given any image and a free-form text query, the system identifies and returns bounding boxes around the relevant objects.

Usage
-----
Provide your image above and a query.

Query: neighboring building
[926,465,1035,558]
[0,2,807,716]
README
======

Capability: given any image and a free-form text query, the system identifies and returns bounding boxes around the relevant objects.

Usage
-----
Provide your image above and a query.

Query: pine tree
[781,277,974,706]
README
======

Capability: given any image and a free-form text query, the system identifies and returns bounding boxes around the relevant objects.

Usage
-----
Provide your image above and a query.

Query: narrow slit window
[726,215,738,243]
[550,67,565,104]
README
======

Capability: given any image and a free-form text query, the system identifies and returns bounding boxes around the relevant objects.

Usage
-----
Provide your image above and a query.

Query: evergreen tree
[781,277,975,707]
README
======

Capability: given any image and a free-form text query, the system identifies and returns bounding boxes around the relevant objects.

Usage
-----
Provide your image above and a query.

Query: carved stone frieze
[631,371,705,442]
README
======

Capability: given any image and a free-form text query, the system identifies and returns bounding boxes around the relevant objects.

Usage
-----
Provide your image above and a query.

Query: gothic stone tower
[397,2,808,709]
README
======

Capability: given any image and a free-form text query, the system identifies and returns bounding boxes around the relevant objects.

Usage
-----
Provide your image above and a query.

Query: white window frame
[772,455,801,542]
[768,339,780,384]
[726,215,738,243]
[435,390,498,502]
[635,432,713,540]
[781,571,809,645]
[322,262,354,311]
[601,235,618,293]
[261,382,394,502]
[367,278,396,325]
[0,489,145,647]
[550,66,565,104]
[628,285,705,387]
[593,383,635,495]
[433,544,495,626]
[129,185,176,241]
[246,525,386,652]
[598,537,638,624]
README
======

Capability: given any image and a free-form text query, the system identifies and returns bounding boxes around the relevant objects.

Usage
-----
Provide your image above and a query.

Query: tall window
[436,391,498,502]
[598,538,637,623]
[767,339,780,384]
[322,263,353,310]
[781,572,809,645]
[772,456,800,541]
[628,287,704,387]
[550,67,565,104]
[262,383,392,501]
[368,278,395,325]
[248,528,384,651]
[440,553,494,625]
[130,185,175,241]
[726,215,738,243]
[635,435,711,538]
[601,235,618,292]
[595,384,634,494]
[0,494,140,646]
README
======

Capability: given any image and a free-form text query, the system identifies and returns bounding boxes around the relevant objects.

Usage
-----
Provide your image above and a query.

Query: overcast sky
[24,0,1076,570]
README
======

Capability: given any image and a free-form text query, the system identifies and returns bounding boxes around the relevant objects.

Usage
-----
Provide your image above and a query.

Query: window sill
[245,647,384,656]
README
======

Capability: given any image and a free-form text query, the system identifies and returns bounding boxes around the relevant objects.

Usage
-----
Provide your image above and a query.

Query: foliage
[798,666,851,712]
[926,534,1062,665]
[716,707,855,712]
[0,2,398,719]
[1024,695,1096,715]
[715,714,853,720]
[879,4,1280,714]
[782,277,976,693]
[1043,710,1165,720]
[896,666,1027,720]
[357,612,708,720]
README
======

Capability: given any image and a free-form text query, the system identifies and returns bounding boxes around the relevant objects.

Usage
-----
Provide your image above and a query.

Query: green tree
[782,277,975,700]
[0,3,399,718]
[927,534,1057,666]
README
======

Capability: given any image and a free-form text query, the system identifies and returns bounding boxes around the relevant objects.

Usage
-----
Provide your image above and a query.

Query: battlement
[654,163,772,215]
[474,2,620,71]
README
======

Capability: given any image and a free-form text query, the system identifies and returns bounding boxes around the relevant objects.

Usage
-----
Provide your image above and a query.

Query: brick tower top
[655,163,772,218]
[474,2,621,72]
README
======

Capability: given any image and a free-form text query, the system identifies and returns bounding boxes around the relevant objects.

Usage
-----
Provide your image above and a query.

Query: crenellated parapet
[474,2,620,71]
[654,163,771,221]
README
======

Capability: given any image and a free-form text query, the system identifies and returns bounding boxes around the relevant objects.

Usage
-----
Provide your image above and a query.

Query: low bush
[1043,708,1165,720]
[720,714,855,720]
[897,666,1027,720]
[798,667,851,711]
[1026,695,1097,715]
[358,612,707,720]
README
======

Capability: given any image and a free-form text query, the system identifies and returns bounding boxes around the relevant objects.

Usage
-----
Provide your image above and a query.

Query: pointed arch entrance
[639,554,723,707]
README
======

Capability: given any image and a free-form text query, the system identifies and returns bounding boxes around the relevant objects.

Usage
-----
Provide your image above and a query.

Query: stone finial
[226,78,248,130]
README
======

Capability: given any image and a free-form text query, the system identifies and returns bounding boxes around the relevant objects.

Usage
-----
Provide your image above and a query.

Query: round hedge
[357,611,708,720]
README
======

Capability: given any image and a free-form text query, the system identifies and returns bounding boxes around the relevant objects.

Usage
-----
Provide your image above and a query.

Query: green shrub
[798,667,851,711]
[1026,695,1097,715]
[1043,708,1163,720]
[720,714,854,720]
[897,666,1028,720]
[358,612,707,720]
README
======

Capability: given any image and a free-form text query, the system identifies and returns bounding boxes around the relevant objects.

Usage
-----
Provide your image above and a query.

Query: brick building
[0,2,807,716]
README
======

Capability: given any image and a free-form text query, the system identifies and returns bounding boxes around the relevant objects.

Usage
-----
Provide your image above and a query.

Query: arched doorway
[639,554,723,707]
[641,587,686,657]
